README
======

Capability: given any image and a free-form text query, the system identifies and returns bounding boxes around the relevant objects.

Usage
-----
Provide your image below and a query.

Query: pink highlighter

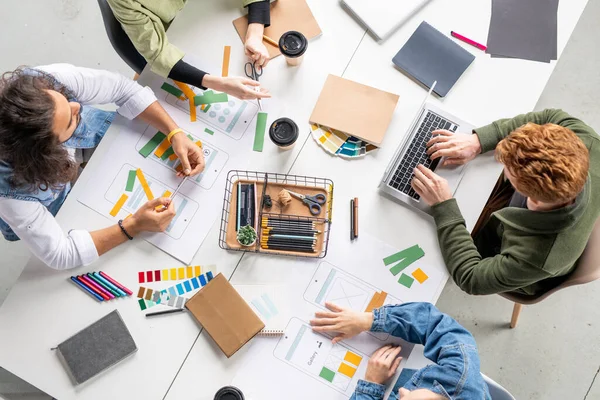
[451,31,487,51]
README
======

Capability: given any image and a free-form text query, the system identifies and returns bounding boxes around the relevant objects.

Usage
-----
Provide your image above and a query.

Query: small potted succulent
[237,225,257,247]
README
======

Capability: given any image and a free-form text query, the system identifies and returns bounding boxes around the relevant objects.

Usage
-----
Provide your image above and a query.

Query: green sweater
[107,0,269,77]
[431,109,600,296]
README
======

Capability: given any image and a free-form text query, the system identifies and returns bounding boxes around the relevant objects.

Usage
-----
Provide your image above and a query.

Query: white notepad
[234,285,289,336]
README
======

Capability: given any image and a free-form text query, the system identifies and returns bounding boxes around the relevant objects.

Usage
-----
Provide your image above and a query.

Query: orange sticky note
[412,268,429,284]
[109,194,128,217]
[222,46,231,77]
[168,153,178,161]
[136,169,154,201]
[344,351,362,367]
[189,97,197,122]
[173,81,198,122]
[154,138,171,158]
[338,362,357,378]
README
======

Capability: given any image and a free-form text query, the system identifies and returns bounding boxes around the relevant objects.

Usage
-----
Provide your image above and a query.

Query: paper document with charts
[78,56,259,263]
[232,233,448,399]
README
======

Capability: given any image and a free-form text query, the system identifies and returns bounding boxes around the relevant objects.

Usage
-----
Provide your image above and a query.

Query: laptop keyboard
[388,111,458,200]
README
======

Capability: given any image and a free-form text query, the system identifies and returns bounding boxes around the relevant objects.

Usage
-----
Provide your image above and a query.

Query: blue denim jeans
[351,303,491,400]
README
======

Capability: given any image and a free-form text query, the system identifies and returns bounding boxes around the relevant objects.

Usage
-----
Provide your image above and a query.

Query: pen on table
[350,199,355,241]
[76,275,110,301]
[93,272,126,297]
[170,176,188,200]
[450,31,487,51]
[80,274,114,300]
[99,271,133,296]
[145,308,186,318]
[70,276,103,302]
[353,197,359,239]
[262,34,279,47]
[87,273,119,297]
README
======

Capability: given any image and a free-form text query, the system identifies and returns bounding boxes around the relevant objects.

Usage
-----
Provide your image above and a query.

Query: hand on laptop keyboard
[426,129,482,166]
[411,165,453,206]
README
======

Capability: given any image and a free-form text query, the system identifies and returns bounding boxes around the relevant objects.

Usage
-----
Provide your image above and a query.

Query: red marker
[99,271,133,296]
[451,31,487,51]
[77,275,110,301]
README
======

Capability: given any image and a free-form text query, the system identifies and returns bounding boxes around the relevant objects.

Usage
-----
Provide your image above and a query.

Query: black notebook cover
[392,21,475,97]
[56,310,137,385]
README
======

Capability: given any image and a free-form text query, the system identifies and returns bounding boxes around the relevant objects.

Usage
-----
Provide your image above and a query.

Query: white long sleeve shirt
[0,64,157,269]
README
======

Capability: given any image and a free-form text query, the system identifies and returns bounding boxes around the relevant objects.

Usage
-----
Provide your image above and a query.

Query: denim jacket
[0,68,115,241]
[351,303,491,400]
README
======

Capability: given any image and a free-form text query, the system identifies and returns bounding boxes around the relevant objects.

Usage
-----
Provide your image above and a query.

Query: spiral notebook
[234,285,289,336]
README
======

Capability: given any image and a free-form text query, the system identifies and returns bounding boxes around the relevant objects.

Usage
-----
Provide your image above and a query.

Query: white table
[0,0,589,399]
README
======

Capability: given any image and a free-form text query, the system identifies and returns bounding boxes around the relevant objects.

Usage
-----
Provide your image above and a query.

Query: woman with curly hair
[0,64,204,269]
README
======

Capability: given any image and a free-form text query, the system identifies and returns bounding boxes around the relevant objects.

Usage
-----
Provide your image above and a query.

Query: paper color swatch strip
[137,271,215,310]
[138,265,204,283]
[254,112,268,152]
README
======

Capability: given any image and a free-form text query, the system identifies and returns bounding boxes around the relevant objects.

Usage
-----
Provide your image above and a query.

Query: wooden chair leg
[510,303,523,329]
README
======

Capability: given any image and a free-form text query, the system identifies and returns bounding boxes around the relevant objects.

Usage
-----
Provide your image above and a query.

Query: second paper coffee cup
[214,386,244,400]
[269,118,299,150]
[279,31,308,66]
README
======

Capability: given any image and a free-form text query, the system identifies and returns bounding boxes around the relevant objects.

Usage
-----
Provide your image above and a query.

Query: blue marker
[92,272,126,297]
[70,276,103,301]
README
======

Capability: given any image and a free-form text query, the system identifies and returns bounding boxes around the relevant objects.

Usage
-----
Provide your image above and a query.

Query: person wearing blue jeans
[310,302,491,400]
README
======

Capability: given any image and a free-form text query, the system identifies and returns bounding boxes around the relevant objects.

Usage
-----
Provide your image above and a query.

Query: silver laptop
[341,0,433,41]
[379,85,474,215]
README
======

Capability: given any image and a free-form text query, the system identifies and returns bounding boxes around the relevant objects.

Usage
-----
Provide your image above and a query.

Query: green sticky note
[203,104,211,113]
[398,273,415,289]
[384,245,424,266]
[125,170,136,192]
[138,298,147,311]
[253,112,268,152]
[204,128,214,135]
[194,91,229,105]
[161,82,184,98]
[319,367,335,383]
[139,132,166,158]
[161,147,175,160]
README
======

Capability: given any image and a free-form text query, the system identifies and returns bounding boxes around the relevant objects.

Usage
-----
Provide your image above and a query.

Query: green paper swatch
[383,244,424,266]
[139,132,166,157]
[161,82,184,98]
[319,367,335,382]
[398,273,414,289]
[204,128,214,135]
[125,170,137,192]
[161,147,175,160]
[253,112,268,152]
[194,91,229,105]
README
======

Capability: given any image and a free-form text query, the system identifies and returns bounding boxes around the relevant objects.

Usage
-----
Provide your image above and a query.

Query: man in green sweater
[412,109,600,296]
[107,0,273,100]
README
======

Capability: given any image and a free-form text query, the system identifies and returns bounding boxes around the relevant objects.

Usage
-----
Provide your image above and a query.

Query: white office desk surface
[0,0,366,399]
[163,0,589,399]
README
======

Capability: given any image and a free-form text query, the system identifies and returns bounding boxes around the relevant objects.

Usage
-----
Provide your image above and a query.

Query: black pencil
[350,199,355,241]
[261,245,316,253]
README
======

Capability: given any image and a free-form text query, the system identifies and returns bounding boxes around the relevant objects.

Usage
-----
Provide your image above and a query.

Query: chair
[500,219,600,328]
[97,0,147,75]
[482,373,516,400]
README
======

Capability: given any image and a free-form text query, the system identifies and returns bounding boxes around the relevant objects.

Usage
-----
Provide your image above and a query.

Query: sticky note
[344,351,363,367]
[195,140,202,149]
[154,138,171,158]
[161,82,184,98]
[204,128,214,135]
[162,190,172,198]
[222,45,231,77]
[319,367,335,383]
[138,271,145,283]
[384,245,424,266]
[412,268,429,284]
[338,362,357,378]
[189,98,197,122]
[194,265,201,277]
[170,268,177,280]
[139,132,166,158]
[168,153,178,161]
[398,273,415,289]
[194,92,229,105]
[253,112,268,152]
[161,147,175,160]
[203,104,211,113]
[125,170,136,192]
[173,81,197,122]
[109,194,128,217]
[136,169,154,201]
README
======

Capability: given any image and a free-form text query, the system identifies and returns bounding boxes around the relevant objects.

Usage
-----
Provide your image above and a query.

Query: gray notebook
[392,21,475,97]
[55,310,137,385]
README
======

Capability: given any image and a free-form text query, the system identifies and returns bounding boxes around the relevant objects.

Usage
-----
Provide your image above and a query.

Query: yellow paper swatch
[344,351,363,367]
[109,194,128,217]
[412,268,429,284]
[338,362,357,378]
[136,169,154,201]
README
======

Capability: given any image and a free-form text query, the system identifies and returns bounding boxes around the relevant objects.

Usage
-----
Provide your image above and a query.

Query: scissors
[287,190,327,216]
[244,61,263,110]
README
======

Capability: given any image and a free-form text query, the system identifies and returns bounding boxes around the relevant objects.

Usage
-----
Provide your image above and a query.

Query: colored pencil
[450,31,487,51]
[70,276,103,301]
[353,197,359,238]
[146,308,186,317]
[99,271,133,296]
[82,274,115,299]
[263,34,279,47]
[263,228,321,234]
[350,199,355,240]
[267,234,317,241]
[261,245,315,253]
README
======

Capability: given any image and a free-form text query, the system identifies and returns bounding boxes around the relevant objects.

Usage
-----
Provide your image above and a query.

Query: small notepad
[55,310,137,385]
[234,285,289,336]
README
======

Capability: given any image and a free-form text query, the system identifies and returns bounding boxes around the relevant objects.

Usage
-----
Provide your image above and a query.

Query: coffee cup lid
[269,118,299,146]
[278,31,308,57]
[214,386,244,400]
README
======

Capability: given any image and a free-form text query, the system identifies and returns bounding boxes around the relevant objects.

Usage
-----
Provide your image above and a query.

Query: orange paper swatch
[109,193,128,217]
[136,168,154,201]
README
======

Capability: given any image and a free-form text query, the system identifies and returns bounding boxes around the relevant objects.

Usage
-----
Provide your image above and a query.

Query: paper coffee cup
[279,31,308,66]
[214,386,244,400]
[269,118,299,150]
